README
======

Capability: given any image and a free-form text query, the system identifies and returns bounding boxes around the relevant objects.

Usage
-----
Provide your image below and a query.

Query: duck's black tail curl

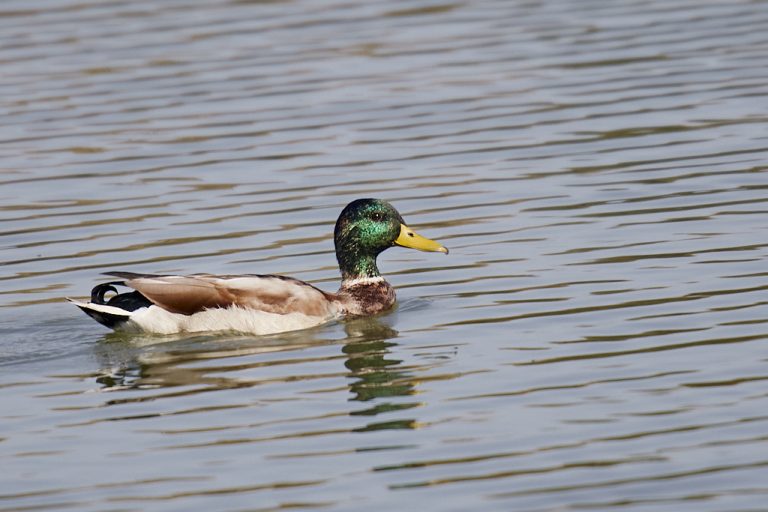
[90,281,152,311]
[91,281,123,304]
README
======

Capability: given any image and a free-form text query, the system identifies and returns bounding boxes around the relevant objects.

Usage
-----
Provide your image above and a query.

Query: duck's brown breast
[332,279,396,316]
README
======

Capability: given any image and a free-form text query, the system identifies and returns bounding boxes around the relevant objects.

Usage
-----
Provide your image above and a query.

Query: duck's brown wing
[105,272,335,317]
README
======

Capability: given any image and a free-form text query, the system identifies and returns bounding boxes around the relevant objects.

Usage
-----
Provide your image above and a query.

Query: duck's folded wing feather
[105,272,335,317]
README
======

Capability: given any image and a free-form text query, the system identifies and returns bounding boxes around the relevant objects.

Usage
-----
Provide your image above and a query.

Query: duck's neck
[334,254,394,315]
[334,243,395,315]
[337,251,382,285]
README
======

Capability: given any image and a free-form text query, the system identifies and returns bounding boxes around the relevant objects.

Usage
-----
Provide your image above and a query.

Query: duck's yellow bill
[395,224,449,254]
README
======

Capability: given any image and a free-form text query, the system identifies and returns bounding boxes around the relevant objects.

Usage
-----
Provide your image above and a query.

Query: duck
[68,198,448,335]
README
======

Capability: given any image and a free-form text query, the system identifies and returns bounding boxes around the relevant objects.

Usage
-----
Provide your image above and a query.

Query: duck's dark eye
[370,212,385,222]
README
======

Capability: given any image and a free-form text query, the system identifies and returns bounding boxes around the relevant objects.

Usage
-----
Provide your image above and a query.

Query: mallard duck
[69,198,448,335]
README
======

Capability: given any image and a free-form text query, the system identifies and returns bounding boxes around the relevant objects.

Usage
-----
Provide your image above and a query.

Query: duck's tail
[67,298,133,329]
[68,281,152,329]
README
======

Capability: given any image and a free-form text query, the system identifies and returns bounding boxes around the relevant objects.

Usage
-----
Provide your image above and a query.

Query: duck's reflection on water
[90,315,416,417]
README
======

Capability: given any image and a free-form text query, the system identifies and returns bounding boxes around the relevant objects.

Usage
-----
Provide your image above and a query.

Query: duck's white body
[68,299,337,335]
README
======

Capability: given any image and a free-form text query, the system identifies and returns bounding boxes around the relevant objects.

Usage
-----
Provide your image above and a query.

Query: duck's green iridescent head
[334,198,448,281]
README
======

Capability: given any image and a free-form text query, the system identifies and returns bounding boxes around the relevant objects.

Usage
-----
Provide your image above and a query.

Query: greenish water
[2,0,768,510]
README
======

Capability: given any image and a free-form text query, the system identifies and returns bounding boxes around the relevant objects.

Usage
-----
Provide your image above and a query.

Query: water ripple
[2,0,768,510]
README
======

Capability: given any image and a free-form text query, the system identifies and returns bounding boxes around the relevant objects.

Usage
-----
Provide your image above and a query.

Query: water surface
[2,0,768,510]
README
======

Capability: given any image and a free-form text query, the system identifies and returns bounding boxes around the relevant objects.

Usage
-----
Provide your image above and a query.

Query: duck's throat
[338,252,381,283]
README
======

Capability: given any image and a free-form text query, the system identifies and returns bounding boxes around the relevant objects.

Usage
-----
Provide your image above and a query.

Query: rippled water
[3,0,768,510]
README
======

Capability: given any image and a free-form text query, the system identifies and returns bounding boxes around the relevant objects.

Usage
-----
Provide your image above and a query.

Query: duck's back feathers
[105,272,337,318]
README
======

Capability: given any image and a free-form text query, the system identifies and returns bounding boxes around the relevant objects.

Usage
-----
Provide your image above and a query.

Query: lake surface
[2,0,768,510]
